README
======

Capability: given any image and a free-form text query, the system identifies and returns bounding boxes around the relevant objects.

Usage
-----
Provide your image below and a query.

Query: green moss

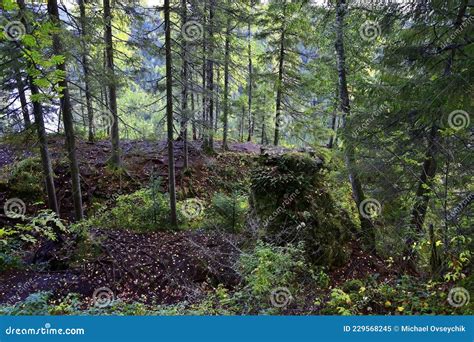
[7,157,44,199]
[250,152,354,267]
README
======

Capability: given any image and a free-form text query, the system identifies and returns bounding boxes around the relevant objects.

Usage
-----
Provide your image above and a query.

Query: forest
[0,0,472,316]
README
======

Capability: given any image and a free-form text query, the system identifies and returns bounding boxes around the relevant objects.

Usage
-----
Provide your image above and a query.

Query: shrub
[205,192,248,233]
[90,188,170,231]
[231,241,310,313]
[6,157,44,199]
[0,210,66,271]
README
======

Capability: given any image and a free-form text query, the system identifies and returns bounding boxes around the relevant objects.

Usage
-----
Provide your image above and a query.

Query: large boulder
[250,152,354,267]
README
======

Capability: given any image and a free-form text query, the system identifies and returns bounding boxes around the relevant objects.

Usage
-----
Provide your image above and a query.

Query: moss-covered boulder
[5,157,44,199]
[250,152,354,267]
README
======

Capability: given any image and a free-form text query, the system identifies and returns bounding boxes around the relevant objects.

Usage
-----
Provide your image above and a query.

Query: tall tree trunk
[410,125,439,232]
[78,0,94,142]
[180,0,189,168]
[201,0,207,145]
[15,73,31,129]
[48,0,84,221]
[103,0,121,167]
[164,0,178,227]
[191,91,197,140]
[247,18,253,142]
[215,66,220,132]
[335,0,375,251]
[240,105,245,142]
[273,30,285,146]
[222,12,231,150]
[16,0,59,220]
[203,0,215,153]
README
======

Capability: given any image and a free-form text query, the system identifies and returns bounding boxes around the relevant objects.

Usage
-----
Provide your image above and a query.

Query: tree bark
[16,0,59,221]
[180,0,189,168]
[335,0,375,251]
[191,90,197,140]
[247,18,253,142]
[222,12,231,151]
[15,73,31,129]
[78,0,94,142]
[48,0,84,221]
[273,29,285,146]
[164,0,178,227]
[103,0,121,167]
[203,0,215,153]
[201,0,207,145]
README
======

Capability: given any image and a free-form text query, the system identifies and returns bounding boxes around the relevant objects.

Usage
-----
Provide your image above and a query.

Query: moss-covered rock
[6,157,44,199]
[250,152,354,267]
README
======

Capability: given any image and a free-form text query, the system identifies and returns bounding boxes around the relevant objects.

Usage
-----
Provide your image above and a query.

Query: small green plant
[7,157,44,198]
[206,192,248,233]
[233,241,309,313]
[0,210,66,271]
[90,186,170,232]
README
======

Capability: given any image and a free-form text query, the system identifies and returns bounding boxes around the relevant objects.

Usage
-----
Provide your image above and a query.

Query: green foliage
[5,157,44,198]
[0,210,66,271]
[90,187,170,232]
[321,276,474,315]
[205,192,248,233]
[228,241,310,313]
[0,292,51,315]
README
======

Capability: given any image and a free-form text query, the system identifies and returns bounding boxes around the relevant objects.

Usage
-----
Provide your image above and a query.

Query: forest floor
[0,136,401,311]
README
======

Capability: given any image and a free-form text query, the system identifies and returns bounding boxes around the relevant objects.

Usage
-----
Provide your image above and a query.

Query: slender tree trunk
[247,18,253,142]
[16,0,59,220]
[215,66,220,132]
[273,30,285,146]
[180,0,189,168]
[78,0,94,142]
[222,12,231,150]
[201,0,207,145]
[410,125,439,232]
[240,105,245,142]
[103,0,121,167]
[15,73,31,129]
[164,0,178,227]
[327,101,337,149]
[335,0,375,251]
[48,0,84,221]
[203,0,215,153]
[191,91,197,140]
